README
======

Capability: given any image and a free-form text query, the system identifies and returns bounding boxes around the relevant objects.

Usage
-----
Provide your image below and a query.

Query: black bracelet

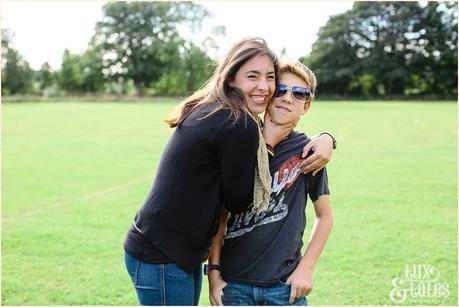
[320,132,337,150]
[203,264,222,275]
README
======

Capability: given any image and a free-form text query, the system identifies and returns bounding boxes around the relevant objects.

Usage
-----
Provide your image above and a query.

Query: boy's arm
[208,209,229,306]
[287,195,333,304]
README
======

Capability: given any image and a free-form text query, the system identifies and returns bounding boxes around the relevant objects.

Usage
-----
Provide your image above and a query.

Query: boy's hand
[286,267,314,304]
[299,134,333,175]
[208,270,227,306]
[262,112,296,147]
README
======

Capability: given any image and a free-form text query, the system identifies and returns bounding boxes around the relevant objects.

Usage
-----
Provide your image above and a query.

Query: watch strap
[204,264,222,275]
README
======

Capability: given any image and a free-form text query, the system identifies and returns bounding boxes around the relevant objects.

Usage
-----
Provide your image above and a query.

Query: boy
[207,61,334,306]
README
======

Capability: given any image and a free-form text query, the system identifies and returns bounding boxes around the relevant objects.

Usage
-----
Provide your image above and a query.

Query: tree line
[1,1,457,100]
[301,1,457,99]
[1,2,216,98]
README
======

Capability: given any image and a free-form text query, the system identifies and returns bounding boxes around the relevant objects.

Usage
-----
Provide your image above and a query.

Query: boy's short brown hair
[279,61,316,101]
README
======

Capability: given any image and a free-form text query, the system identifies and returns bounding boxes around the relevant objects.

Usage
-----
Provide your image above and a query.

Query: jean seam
[192,269,195,306]
[160,264,166,305]
[134,259,140,286]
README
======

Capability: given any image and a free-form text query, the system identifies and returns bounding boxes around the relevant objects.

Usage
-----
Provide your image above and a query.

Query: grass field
[2,101,457,305]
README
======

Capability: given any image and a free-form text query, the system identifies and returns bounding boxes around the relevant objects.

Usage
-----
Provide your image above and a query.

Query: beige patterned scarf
[250,115,272,213]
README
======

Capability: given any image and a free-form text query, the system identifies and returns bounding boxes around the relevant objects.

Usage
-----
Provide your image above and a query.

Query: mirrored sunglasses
[276,83,312,102]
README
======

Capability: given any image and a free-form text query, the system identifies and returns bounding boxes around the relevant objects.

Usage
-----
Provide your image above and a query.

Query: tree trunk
[134,81,143,97]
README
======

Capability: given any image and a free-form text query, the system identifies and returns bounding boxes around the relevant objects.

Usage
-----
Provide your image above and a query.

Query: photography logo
[390,264,450,303]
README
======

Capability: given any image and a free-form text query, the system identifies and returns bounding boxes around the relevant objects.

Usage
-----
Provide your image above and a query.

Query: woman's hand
[299,134,334,175]
[208,270,227,306]
[262,112,296,147]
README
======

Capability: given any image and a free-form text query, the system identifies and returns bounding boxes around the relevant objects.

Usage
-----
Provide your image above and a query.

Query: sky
[1,0,354,70]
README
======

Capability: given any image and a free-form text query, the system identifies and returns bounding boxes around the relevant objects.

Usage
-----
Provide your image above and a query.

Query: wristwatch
[320,132,337,150]
[203,264,222,275]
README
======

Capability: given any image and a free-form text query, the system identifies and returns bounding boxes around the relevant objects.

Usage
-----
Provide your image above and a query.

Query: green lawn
[2,101,457,305]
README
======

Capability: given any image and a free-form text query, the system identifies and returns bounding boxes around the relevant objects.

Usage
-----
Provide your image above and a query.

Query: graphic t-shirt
[221,131,330,286]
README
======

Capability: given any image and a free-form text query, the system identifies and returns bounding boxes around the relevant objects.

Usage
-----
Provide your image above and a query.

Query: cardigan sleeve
[215,114,259,213]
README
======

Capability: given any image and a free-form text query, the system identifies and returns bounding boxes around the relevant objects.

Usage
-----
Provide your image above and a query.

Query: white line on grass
[2,175,152,223]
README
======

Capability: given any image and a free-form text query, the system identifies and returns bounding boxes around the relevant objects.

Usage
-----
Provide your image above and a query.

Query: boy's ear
[301,101,312,115]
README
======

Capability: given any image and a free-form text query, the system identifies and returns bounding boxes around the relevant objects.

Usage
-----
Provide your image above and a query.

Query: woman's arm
[286,195,333,304]
[262,112,296,148]
[216,114,259,213]
[262,112,336,176]
[208,209,229,306]
[300,133,336,176]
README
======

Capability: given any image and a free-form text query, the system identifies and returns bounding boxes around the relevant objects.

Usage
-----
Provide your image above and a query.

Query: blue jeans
[124,251,202,305]
[222,281,308,306]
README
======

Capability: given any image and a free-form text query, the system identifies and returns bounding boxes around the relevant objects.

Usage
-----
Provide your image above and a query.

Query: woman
[123,37,334,306]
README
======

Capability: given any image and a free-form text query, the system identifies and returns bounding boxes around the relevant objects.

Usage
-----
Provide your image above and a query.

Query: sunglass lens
[276,84,288,97]
[292,87,311,101]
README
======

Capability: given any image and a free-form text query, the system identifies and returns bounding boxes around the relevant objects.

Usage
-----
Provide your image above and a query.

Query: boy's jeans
[222,281,308,306]
[124,251,202,306]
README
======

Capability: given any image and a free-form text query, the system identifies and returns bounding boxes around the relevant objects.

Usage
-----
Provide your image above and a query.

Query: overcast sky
[1,0,354,70]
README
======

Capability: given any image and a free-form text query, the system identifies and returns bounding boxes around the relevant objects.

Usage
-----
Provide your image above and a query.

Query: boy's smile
[274,105,292,112]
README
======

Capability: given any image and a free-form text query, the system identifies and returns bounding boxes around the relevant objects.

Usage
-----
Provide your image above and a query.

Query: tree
[1,28,33,95]
[150,42,214,96]
[1,28,12,69]
[58,49,83,93]
[300,12,360,96]
[301,1,458,98]
[413,1,458,95]
[94,1,208,96]
[57,39,106,94]
[182,42,214,93]
[79,38,106,93]
[351,2,424,95]
[37,62,54,90]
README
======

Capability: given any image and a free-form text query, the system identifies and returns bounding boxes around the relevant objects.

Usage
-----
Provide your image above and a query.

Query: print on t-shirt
[226,156,303,239]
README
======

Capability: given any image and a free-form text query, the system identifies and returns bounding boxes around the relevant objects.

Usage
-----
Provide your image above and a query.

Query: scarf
[250,115,272,213]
